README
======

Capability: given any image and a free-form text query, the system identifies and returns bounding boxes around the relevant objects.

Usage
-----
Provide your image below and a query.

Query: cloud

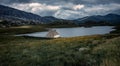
[10,3,60,11]
[84,3,120,15]
[9,3,61,16]
[0,0,120,19]
[54,3,120,19]
[73,5,84,10]
[54,10,88,19]
[1,0,120,5]
[0,0,31,4]
[9,2,85,17]
[60,3,84,10]
[81,0,97,3]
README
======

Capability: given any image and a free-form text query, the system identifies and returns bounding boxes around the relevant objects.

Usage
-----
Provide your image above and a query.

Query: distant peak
[43,16,55,18]
[106,13,120,16]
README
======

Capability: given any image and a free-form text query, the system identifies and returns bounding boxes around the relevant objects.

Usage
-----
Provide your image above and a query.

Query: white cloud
[54,10,88,19]
[9,2,85,17]
[8,3,120,19]
[73,5,84,10]
[54,10,79,19]
[10,3,60,13]
[60,3,84,10]
[54,3,120,19]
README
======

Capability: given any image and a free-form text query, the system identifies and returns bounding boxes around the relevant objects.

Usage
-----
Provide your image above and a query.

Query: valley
[0,4,120,66]
[0,24,120,66]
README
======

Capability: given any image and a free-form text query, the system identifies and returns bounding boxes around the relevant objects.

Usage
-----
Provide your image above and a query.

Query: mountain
[0,4,120,27]
[0,4,76,27]
[0,4,43,22]
[74,14,120,25]
[0,4,60,24]
[41,16,60,23]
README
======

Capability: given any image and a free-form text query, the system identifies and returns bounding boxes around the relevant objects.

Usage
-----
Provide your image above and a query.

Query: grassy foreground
[0,25,120,66]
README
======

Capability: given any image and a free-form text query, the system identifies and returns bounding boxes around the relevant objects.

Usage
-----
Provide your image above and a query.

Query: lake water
[17,26,115,38]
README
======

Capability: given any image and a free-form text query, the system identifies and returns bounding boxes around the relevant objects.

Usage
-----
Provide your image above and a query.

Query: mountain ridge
[0,4,120,27]
[74,14,120,24]
[0,4,42,21]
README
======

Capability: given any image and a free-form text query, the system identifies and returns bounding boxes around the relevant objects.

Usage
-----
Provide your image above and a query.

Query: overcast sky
[0,0,120,19]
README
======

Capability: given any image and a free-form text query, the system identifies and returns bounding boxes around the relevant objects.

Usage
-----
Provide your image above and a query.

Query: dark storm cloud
[0,0,120,4]
[0,0,30,4]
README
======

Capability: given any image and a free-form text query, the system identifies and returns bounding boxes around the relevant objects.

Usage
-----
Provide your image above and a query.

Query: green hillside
[0,25,120,66]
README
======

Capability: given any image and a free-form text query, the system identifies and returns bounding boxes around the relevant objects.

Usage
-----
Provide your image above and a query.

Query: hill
[74,14,120,25]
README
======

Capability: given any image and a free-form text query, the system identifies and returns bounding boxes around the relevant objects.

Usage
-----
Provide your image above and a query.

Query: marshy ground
[0,25,120,66]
